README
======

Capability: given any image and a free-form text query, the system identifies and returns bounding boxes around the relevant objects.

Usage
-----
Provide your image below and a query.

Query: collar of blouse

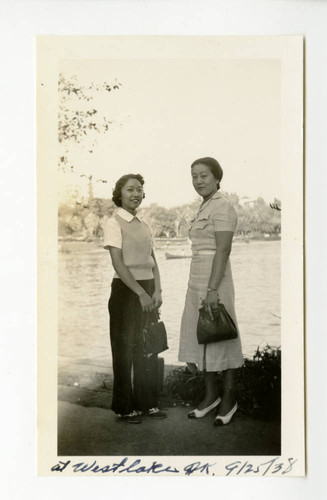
[189,191,222,224]
[116,207,141,223]
[198,191,222,215]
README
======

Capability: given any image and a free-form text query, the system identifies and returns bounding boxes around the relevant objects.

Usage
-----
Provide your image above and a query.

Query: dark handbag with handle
[197,299,238,344]
[143,310,169,355]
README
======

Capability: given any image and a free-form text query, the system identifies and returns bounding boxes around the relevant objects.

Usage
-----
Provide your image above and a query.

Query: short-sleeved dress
[178,192,243,372]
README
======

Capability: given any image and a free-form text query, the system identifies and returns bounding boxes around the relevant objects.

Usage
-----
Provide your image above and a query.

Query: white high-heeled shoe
[214,402,237,426]
[188,397,221,419]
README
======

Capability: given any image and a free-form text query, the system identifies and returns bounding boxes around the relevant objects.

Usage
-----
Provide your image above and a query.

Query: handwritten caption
[225,457,298,476]
[51,456,297,476]
[51,457,214,476]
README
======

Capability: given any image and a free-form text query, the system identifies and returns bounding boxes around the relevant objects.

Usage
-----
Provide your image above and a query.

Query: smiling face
[191,163,219,201]
[120,178,144,214]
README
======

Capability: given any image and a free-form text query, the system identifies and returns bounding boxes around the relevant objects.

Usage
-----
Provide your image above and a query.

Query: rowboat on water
[165,252,192,260]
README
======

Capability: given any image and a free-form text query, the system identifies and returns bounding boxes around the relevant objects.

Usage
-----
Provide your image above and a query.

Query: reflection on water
[58,241,280,371]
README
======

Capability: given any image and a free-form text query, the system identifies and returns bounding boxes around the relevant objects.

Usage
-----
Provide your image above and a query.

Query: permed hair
[112,174,145,207]
[191,157,223,189]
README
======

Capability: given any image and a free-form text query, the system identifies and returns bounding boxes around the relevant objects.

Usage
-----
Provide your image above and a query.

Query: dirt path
[58,386,281,457]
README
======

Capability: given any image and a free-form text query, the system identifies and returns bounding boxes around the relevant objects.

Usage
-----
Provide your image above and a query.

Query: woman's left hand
[204,290,219,321]
[152,289,163,309]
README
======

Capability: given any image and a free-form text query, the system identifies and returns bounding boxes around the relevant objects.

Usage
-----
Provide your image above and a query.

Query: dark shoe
[146,407,167,419]
[118,410,142,424]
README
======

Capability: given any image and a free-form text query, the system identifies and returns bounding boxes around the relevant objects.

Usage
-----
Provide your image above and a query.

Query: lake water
[58,240,281,374]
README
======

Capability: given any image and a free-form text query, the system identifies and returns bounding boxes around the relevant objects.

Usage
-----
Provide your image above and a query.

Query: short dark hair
[112,174,145,207]
[191,157,223,186]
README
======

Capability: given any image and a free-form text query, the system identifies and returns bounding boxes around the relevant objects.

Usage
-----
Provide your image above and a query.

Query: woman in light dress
[179,157,243,426]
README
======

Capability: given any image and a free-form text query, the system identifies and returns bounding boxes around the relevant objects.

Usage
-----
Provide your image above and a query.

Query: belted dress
[178,192,244,372]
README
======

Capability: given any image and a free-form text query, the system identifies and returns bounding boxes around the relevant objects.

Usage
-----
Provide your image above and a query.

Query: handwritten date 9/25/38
[225,457,298,476]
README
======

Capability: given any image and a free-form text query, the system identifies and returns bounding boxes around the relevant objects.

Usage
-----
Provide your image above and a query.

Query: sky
[59,57,281,207]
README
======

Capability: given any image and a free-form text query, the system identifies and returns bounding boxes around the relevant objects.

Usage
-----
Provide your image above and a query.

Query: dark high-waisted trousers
[108,278,158,415]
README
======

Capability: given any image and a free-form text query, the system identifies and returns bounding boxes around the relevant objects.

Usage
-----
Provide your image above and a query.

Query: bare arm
[205,231,234,319]
[108,246,154,312]
[151,250,163,308]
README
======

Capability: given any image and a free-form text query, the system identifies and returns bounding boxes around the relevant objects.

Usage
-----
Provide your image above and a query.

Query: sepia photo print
[37,35,304,476]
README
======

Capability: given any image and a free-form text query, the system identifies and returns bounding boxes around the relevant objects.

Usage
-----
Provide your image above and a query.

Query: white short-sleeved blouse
[103,207,155,280]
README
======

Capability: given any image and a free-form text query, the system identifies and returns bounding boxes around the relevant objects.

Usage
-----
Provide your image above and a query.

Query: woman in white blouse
[104,173,167,424]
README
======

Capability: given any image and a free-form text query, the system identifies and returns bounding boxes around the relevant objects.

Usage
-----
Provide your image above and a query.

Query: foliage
[163,346,281,421]
[57,75,280,239]
[58,188,281,241]
[236,345,281,420]
[164,366,206,402]
[138,193,281,239]
[58,73,122,173]
[58,197,115,239]
[138,204,178,238]
[234,196,281,236]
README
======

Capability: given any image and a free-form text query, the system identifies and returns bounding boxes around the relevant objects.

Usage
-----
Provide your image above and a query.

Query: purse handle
[145,308,161,328]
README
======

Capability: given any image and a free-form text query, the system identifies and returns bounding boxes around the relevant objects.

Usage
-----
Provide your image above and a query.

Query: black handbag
[143,310,169,355]
[197,300,238,344]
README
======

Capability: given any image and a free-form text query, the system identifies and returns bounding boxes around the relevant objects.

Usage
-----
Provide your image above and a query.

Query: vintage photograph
[37,36,304,475]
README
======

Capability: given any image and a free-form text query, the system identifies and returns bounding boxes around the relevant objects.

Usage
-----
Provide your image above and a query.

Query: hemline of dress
[178,354,244,372]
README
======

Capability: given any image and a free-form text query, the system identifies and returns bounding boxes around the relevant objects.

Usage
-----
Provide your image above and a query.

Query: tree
[238,197,281,236]
[270,198,281,211]
[58,191,281,241]
[221,191,241,209]
[58,73,122,174]
[138,204,177,237]
[170,199,201,237]
[58,194,115,240]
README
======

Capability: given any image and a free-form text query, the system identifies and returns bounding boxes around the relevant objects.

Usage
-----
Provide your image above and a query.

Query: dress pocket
[193,216,209,230]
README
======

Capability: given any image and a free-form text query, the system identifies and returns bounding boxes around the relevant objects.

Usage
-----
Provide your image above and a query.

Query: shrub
[164,366,205,403]
[163,345,281,421]
[237,345,281,420]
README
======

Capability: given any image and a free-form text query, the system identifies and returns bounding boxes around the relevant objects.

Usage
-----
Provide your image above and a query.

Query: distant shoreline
[58,235,281,253]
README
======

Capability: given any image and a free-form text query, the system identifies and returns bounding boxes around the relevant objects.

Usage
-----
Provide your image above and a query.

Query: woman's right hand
[139,291,155,312]
[204,290,219,321]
